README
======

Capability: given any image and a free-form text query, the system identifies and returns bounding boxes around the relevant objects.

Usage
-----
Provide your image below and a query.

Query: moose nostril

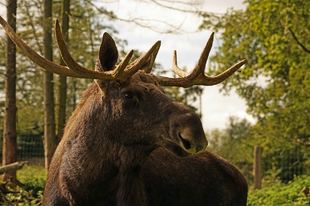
[179,133,191,150]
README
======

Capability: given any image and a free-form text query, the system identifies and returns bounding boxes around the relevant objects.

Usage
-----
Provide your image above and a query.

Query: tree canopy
[200,0,310,181]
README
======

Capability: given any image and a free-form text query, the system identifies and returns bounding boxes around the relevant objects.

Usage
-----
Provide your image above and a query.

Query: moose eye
[124,92,134,99]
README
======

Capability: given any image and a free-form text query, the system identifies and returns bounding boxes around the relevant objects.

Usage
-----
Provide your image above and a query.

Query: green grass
[247,175,310,206]
[4,165,310,205]
[17,165,46,197]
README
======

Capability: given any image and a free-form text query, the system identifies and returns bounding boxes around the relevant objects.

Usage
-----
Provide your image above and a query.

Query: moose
[1,16,248,206]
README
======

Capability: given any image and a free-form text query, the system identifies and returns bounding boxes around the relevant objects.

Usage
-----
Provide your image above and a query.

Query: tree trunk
[57,0,70,141]
[43,0,56,173]
[253,145,262,189]
[2,0,18,182]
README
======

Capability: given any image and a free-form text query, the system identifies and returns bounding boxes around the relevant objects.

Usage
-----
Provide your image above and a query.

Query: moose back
[0,16,248,206]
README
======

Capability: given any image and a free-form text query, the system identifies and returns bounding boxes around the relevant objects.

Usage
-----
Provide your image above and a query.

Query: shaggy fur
[42,33,247,206]
[43,73,247,206]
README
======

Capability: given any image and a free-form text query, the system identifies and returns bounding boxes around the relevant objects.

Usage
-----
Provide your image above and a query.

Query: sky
[99,0,255,130]
[0,0,255,131]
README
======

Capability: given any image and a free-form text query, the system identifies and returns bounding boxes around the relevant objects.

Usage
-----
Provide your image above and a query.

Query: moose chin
[0,16,248,206]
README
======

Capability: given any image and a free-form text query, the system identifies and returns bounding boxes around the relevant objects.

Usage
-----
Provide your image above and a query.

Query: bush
[247,175,310,206]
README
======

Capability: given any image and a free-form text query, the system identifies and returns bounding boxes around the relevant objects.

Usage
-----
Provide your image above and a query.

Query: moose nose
[169,104,208,155]
[178,128,207,154]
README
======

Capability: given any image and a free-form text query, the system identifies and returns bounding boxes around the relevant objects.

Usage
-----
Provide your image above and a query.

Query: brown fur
[43,72,247,206]
[39,31,247,206]
[144,148,248,206]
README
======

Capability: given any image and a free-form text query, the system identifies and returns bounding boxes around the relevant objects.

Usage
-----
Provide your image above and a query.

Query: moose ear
[96,32,119,72]
[95,33,119,93]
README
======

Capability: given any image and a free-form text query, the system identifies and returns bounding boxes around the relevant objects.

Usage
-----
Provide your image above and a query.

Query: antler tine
[0,16,80,77]
[128,41,161,75]
[172,50,188,77]
[55,20,118,80]
[189,32,214,78]
[141,41,161,73]
[172,32,213,79]
[111,49,134,78]
[157,32,246,87]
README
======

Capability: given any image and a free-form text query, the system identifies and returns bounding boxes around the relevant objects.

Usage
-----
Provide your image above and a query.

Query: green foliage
[248,175,310,206]
[0,165,45,205]
[262,163,282,188]
[17,165,46,197]
[200,0,310,182]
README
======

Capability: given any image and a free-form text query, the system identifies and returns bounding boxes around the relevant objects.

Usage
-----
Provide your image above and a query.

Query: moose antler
[54,19,161,80]
[156,32,246,87]
[0,16,160,81]
[0,16,245,87]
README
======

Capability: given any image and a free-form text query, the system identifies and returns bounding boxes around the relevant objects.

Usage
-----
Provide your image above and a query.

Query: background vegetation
[1,0,310,205]
[202,0,310,183]
[202,0,310,204]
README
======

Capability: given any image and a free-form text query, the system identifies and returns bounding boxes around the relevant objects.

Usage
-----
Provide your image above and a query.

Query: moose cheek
[122,98,139,111]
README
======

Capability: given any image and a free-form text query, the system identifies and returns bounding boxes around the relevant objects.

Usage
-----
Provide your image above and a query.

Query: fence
[18,133,45,166]
[0,133,45,166]
[0,134,309,187]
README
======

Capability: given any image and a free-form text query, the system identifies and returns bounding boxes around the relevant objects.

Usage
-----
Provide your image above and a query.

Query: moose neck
[115,142,155,206]
[62,82,155,205]
[116,164,147,206]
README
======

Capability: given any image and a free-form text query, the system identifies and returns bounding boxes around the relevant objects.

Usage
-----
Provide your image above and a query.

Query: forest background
[0,0,310,192]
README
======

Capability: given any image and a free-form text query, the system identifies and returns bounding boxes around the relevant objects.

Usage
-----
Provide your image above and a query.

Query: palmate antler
[0,16,245,87]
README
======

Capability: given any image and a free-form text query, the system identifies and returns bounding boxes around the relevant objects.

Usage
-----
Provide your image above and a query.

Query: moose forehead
[121,71,163,92]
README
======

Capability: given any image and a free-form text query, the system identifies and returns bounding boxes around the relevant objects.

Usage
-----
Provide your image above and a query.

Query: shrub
[247,175,310,206]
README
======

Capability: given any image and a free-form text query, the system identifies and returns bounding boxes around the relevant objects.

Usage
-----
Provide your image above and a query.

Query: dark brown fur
[39,33,247,206]
[43,72,247,206]
[144,148,248,206]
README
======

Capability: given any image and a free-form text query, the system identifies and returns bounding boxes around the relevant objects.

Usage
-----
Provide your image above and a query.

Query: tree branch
[85,0,203,34]
[0,161,28,175]
[22,1,44,55]
[288,28,310,54]
[149,0,200,14]
[294,136,310,147]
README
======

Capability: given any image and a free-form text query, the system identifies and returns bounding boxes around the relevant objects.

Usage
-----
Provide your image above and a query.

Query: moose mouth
[163,136,191,158]
[164,142,191,157]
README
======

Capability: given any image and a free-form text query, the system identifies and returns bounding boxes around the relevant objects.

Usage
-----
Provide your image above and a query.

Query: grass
[17,165,46,197]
